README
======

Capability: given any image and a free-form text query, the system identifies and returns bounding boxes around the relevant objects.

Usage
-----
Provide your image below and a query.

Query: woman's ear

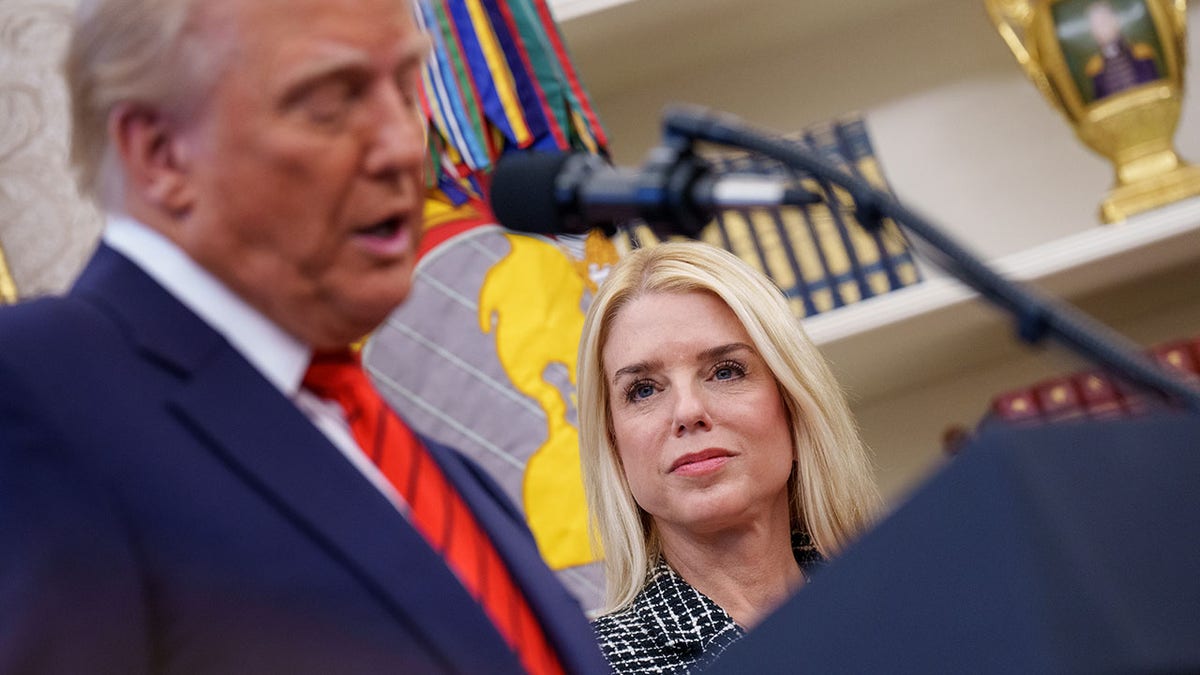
[107,102,194,215]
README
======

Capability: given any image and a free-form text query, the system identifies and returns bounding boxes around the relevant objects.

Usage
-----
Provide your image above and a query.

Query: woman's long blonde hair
[578,242,880,614]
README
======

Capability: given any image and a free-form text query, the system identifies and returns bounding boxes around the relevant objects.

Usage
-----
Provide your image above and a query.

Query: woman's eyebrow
[696,342,754,362]
[609,342,755,383]
[611,360,659,383]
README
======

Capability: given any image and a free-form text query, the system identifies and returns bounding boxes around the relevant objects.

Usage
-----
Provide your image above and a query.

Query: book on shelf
[986,335,1200,426]
[614,115,922,319]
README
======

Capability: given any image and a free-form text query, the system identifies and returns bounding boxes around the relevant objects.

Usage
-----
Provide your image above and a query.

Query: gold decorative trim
[987,0,1200,223]
[0,244,16,304]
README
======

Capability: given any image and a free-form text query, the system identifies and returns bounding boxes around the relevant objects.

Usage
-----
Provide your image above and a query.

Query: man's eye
[301,81,359,124]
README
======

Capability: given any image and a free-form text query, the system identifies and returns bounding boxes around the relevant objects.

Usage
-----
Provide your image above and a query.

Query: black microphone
[489,149,820,238]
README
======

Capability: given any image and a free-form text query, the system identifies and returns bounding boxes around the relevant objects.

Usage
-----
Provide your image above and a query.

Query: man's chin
[271,274,414,349]
[319,299,410,350]
[304,322,384,351]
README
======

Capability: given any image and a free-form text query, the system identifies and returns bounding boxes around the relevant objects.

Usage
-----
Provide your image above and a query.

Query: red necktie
[303,350,563,675]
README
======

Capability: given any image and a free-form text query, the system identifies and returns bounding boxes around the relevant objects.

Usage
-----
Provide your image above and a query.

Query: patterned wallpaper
[0,0,102,300]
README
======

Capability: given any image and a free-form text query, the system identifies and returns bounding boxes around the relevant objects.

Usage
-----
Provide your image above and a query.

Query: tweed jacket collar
[593,532,823,673]
[638,557,744,655]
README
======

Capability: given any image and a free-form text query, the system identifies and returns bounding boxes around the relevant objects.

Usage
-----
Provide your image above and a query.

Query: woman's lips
[670,449,733,476]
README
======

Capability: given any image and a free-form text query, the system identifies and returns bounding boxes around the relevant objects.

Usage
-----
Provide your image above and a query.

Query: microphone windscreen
[489,152,573,236]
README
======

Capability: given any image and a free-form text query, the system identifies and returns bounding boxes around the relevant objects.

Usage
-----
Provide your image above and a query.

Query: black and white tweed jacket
[591,534,822,674]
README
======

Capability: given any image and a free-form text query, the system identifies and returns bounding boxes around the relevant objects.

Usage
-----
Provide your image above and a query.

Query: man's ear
[107,103,194,215]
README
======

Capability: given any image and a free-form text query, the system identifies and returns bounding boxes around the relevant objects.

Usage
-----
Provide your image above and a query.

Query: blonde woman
[579,242,880,673]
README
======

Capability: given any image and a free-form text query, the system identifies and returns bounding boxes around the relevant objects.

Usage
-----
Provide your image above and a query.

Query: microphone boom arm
[659,105,1200,412]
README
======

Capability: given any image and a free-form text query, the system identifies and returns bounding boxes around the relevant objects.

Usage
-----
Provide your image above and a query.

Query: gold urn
[987,0,1200,222]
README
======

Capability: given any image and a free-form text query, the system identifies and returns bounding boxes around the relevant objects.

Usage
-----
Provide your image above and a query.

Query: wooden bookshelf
[547,0,1200,499]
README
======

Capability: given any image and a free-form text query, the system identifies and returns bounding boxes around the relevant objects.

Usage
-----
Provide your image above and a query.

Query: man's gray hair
[64,0,221,207]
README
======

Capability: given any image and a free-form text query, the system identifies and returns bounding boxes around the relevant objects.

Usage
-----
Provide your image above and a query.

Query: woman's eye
[712,361,746,381]
[626,381,657,402]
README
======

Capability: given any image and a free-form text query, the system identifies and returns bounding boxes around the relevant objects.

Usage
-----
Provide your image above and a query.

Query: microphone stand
[656,105,1200,412]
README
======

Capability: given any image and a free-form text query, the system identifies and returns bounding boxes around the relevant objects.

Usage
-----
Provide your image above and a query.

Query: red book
[992,390,1042,424]
[1075,371,1125,419]
[1150,341,1199,381]
[988,333,1200,428]
[1035,378,1085,422]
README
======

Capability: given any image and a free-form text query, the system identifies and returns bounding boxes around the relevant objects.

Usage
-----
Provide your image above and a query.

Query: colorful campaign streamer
[414,0,609,206]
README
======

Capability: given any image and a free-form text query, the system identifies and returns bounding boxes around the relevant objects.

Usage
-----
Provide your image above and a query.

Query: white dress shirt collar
[102,214,311,396]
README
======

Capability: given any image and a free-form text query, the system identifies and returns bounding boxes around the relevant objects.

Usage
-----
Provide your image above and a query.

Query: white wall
[563,0,1200,257]
[5,0,1199,501]
[0,0,101,297]
[561,0,1200,500]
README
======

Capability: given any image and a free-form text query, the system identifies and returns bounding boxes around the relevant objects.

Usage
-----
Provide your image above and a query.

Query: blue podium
[710,412,1200,674]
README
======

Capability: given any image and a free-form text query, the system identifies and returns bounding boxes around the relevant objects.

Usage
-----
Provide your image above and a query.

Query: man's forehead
[272,34,430,94]
[189,0,425,75]
[195,0,418,39]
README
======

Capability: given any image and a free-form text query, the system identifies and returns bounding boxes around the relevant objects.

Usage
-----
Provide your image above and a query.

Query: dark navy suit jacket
[0,245,609,674]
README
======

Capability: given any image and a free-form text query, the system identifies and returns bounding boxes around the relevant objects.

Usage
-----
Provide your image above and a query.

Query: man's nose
[672,382,713,437]
[363,84,425,178]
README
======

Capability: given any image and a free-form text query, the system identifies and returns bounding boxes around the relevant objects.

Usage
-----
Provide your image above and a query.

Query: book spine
[989,337,1200,426]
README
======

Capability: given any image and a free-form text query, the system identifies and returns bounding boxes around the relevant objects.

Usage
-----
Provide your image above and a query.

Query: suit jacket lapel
[426,438,608,674]
[74,246,525,674]
[170,354,523,673]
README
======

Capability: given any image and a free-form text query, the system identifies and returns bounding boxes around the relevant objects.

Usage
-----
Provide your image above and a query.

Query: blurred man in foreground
[0,0,607,672]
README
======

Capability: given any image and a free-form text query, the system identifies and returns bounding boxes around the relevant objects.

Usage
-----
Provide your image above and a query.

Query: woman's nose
[672,383,713,436]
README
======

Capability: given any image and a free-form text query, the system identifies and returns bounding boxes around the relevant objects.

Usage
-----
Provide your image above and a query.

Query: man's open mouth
[358,216,402,238]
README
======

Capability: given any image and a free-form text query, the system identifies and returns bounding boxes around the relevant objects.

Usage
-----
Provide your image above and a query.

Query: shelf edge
[803,196,1200,347]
